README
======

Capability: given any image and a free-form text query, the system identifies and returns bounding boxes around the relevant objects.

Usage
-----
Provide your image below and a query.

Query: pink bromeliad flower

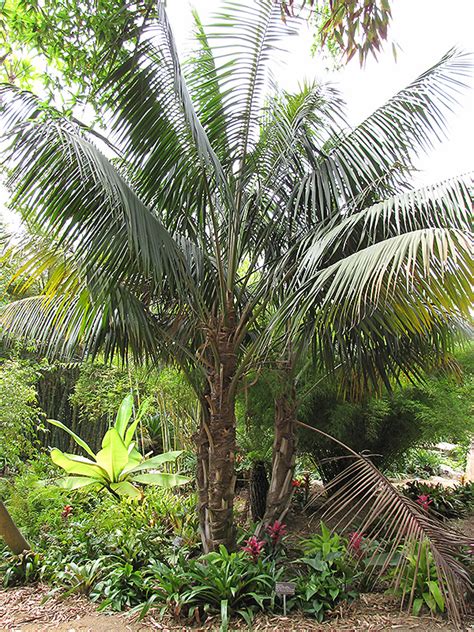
[61,504,73,519]
[242,536,265,562]
[349,531,364,555]
[266,520,287,547]
[416,494,433,511]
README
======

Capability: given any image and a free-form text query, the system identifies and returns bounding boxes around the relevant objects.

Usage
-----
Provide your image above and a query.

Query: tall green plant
[0,358,42,467]
[48,394,189,498]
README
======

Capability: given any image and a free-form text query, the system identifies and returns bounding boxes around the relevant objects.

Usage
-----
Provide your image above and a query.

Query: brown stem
[0,502,30,555]
[249,461,269,521]
[263,380,298,526]
[196,398,212,552]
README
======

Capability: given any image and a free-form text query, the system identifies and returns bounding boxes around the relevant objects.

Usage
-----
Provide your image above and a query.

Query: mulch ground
[1,585,472,632]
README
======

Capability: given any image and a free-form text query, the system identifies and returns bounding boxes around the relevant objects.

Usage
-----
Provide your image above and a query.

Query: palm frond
[310,313,470,398]
[305,228,471,329]
[298,175,473,275]
[0,280,203,373]
[184,9,231,162]
[299,420,471,625]
[0,87,190,299]
[276,175,473,335]
[297,48,473,217]
[102,7,228,226]
[251,82,346,230]
[335,47,471,185]
[205,0,296,173]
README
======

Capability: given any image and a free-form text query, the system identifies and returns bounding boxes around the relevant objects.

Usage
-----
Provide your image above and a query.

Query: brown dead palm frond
[297,420,472,626]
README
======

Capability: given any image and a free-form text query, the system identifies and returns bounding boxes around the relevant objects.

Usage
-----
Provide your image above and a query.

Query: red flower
[242,536,265,562]
[266,520,287,547]
[349,531,364,555]
[416,494,433,511]
[291,479,302,488]
[61,505,73,519]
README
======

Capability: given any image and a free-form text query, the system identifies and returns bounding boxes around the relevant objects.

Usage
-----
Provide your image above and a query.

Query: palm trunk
[197,311,237,552]
[249,461,269,521]
[0,502,30,554]
[263,379,297,525]
[196,399,211,550]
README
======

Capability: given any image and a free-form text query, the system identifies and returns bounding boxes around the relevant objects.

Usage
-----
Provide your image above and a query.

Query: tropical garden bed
[0,443,473,631]
[1,515,473,631]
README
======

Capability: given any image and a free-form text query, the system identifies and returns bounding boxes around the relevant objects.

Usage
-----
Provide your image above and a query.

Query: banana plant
[47,394,189,499]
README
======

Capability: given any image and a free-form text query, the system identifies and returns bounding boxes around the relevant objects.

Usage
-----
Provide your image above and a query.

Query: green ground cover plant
[388,541,445,616]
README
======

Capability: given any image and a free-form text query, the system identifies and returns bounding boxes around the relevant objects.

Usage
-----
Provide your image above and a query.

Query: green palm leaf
[298,48,472,219]
[1,87,187,298]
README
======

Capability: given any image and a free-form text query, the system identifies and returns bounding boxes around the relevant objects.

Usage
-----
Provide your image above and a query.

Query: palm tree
[0,1,472,555]
[255,69,473,524]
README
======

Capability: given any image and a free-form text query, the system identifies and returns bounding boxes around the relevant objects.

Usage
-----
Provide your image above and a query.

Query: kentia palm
[253,71,473,524]
[0,1,472,558]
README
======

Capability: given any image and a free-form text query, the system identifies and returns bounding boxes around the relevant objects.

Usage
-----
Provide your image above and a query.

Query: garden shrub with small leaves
[94,561,151,611]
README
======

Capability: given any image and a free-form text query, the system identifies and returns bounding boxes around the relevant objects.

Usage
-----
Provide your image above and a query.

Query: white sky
[1,0,473,231]
[167,0,473,185]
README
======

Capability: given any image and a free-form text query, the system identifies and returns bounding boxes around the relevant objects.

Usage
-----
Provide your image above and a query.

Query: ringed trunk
[263,383,297,525]
[196,402,212,551]
[0,502,30,554]
[196,311,238,552]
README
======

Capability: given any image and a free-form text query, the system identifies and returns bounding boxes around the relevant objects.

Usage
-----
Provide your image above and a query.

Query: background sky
[1,0,473,230]
[167,0,473,185]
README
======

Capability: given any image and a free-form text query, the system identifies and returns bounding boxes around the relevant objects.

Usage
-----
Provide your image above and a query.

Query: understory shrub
[287,523,358,621]
[0,464,200,563]
[390,448,444,478]
[388,541,445,616]
[403,481,474,519]
[2,489,459,628]
[142,546,281,631]
[94,561,151,611]
[0,550,45,587]
[298,350,474,483]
